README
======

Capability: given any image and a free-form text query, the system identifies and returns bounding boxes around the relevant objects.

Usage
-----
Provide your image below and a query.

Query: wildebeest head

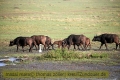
[92,35,101,41]
[9,40,14,46]
[62,38,68,47]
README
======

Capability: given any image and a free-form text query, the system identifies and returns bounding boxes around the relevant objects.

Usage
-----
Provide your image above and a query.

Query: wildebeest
[62,34,87,50]
[44,36,52,50]
[52,40,63,49]
[78,37,91,50]
[31,35,47,50]
[85,37,91,49]
[9,37,36,52]
[92,33,120,50]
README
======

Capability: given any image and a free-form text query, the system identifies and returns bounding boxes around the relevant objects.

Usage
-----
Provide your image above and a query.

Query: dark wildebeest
[52,40,63,49]
[9,37,35,52]
[92,33,120,50]
[63,34,87,50]
[44,36,52,50]
[31,35,47,50]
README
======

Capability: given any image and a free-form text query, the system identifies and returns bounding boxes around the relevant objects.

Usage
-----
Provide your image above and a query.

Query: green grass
[0,0,120,40]
[36,49,109,61]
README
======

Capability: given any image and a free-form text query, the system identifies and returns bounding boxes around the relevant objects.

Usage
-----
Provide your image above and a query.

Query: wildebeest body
[9,37,35,52]
[64,34,87,50]
[31,35,47,50]
[92,33,120,50]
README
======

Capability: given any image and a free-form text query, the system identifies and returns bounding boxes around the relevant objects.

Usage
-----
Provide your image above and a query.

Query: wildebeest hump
[67,35,81,44]
[31,35,46,44]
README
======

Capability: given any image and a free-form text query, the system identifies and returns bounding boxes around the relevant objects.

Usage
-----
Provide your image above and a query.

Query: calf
[78,37,91,50]
[52,40,63,49]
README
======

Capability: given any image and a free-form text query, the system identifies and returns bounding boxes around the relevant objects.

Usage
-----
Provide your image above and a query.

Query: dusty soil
[0,60,120,80]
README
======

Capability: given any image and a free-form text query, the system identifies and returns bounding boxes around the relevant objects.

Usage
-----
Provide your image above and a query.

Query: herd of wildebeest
[9,33,120,52]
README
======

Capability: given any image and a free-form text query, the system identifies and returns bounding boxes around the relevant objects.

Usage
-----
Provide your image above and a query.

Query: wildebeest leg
[77,44,82,50]
[86,43,91,50]
[47,45,50,50]
[88,44,91,50]
[99,43,104,50]
[68,45,71,50]
[46,44,50,50]
[16,45,19,52]
[29,47,32,52]
[83,43,86,50]
[52,44,55,50]
[43,45,47,50]
[104,43,108,50]
[22,46,24,52]
[81,44,84,50]
[43,44,46,51]
[77,45,80,50]
[58,45,60,48]
[30,43,35,52]
[38,45,39,50]
[29,45,33,52]
[86,44,88,50]
[33,41,37,50]
[34,44,37,51]
[115,43,119,50]
[62,43,66,49]
[73,45,76,50]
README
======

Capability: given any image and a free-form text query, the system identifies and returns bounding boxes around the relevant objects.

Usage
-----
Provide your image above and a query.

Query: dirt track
[0,60,120,80]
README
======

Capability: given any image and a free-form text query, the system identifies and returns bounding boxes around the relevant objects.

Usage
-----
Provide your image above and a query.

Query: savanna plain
[0,0,120,80]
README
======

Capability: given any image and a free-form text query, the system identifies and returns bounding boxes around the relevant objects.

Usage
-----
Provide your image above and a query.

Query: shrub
[91,53,108,58]
[36,49,108,61]
[39,49,77,60]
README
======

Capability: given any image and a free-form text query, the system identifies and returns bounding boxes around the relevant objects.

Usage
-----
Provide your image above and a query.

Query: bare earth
[0,60,120,80]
